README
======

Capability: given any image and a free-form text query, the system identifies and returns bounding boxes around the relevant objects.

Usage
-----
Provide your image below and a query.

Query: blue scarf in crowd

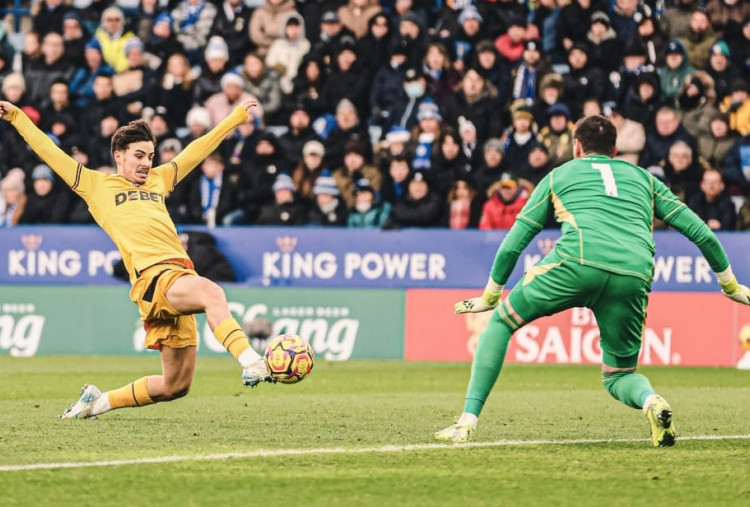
[181,0,206,29]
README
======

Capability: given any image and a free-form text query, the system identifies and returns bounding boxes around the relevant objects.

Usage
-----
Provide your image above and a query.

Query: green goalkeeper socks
[463,311,513,416]
[602,371,655,409]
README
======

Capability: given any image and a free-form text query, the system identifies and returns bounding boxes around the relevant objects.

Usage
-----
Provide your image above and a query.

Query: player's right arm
[455,173,553,314]
[653,175,750,305]
[0,101,80,187]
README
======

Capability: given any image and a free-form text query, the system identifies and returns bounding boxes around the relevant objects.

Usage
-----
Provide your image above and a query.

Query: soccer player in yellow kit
[0,99,277,419]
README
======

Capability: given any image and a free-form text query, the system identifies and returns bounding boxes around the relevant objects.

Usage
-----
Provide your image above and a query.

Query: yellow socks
[108,376,154,409]
[214,318,260,367]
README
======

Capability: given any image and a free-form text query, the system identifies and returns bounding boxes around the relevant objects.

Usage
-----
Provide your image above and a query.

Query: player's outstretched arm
[169,98,258,184]
[0,101,80,187]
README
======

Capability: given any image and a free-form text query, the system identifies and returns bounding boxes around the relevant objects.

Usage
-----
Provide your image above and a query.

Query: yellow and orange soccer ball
[264,334,315,384]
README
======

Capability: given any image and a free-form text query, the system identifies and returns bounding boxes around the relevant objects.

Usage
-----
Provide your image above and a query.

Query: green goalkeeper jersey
[490,154,730,284]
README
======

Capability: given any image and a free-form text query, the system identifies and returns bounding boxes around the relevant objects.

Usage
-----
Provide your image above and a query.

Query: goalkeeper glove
[454,277,504,314]
[717,266,750,305]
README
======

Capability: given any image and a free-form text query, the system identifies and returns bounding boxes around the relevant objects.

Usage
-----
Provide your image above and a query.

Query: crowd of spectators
[1,0,750,231]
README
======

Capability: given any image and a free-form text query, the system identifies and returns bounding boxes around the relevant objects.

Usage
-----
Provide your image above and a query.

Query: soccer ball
[264,334,315,383]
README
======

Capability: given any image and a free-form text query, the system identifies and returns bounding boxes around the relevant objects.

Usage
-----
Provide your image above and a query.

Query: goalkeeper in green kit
[436,115,750,447]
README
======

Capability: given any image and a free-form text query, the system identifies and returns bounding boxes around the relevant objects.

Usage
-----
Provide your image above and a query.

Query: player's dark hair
[573,115,617,155]
[111,120,156,158]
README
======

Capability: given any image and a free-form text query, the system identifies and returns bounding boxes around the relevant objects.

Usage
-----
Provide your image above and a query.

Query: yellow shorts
[130,263,198,350]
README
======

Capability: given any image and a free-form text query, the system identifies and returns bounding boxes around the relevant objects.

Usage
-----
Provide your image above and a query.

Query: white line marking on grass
[2,434,750,473]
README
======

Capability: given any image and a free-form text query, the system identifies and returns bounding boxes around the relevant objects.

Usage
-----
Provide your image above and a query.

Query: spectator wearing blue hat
[145,13,184,68]
[19,164,69,224]
[309,172,348,226]
[323,98,371,171]
[94,6,137,73]
[450,6,487,74]
[412,100,442,170]
[69,38,115,109]
[347,177,391,228]
[538,102,574,166]
[256,173,309,226]
[658,39,694,103]
[707,40,743,102]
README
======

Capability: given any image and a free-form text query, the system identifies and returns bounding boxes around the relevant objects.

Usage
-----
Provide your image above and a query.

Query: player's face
[116,141,155,185]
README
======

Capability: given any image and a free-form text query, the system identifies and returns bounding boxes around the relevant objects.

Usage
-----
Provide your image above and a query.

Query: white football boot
[241,359,276,387]
[60,384,102,419]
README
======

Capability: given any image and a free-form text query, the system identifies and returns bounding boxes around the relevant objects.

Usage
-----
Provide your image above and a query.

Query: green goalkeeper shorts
[496,251,652,368]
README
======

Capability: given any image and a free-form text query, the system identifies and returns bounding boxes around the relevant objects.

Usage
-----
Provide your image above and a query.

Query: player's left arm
[165,99,257,187]
[455,174,553,314]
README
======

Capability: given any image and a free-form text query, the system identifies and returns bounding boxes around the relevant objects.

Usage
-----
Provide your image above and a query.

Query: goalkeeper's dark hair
[111,119,156,157]
[573,115,617,156]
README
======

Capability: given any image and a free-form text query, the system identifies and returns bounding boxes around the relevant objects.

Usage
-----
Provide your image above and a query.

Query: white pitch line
[2,434,750,473]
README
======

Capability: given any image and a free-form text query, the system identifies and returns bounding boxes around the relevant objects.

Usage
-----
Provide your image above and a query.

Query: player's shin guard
[602,371,655,409]
[463,310,514,416]
[108,376,155,409]
[214,318,252,360]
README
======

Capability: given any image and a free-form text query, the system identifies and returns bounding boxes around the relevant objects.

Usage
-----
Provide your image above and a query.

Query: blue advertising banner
[1,226,748,290]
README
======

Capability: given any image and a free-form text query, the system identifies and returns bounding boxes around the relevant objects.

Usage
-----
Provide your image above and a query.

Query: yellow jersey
[8,105,249,284]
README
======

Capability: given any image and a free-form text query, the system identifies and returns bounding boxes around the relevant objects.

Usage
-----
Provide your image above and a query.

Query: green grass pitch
[0,357,749,506]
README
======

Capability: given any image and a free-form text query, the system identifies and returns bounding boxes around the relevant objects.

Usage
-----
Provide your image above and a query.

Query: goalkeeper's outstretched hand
[454,278,504,314]
[717,267,750,305]
[720,279,750,305]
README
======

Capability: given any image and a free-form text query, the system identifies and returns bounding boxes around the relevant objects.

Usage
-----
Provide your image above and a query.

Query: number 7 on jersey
[592,163,619,197]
